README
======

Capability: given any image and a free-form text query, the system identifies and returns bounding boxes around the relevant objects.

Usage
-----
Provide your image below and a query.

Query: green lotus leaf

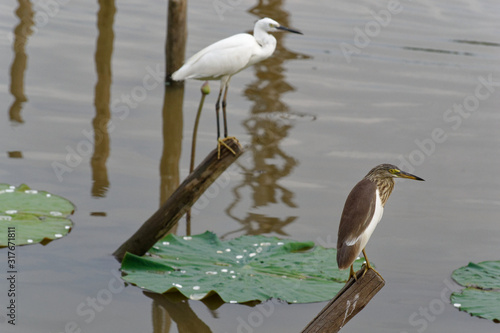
[121,231,365,304]
[0,184,75,247]
[451,260,500,323]
[452,261,500,289]
[451,288,500,323]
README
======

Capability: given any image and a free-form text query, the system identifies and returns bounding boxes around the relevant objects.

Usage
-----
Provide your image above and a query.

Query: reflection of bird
[172,18,302,157]
[337,164,424,280]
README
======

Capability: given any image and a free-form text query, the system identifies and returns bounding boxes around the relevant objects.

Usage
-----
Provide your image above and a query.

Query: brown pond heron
[336,164,424,280]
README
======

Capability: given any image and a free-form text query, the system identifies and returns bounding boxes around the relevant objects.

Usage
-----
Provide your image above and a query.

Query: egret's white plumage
[171,18,302,155]
[172,18,298,84]
[171,33,263,83]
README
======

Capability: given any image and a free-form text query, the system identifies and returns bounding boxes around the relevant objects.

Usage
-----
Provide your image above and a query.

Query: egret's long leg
[215,87,223,140]
[215,87,236,158]
[215,82,237,158]
[222,83,229,138]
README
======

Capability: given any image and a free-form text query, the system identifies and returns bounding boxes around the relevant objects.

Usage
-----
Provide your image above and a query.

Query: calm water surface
[0,0,499,332]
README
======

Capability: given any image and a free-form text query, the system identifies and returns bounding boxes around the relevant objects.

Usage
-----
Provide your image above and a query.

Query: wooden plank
[302,267,385,333]
[113,138,243,262]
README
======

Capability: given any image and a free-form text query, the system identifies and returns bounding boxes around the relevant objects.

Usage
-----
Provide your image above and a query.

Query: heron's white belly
[357,188,384,251]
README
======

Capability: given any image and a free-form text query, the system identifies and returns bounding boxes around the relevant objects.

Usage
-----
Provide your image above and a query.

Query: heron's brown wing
[336,179,377,269]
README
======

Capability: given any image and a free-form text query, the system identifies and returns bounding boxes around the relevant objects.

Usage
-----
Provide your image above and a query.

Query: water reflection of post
[160,85,184,212]
[154,3,187,330]
[8,0,34,124]
[147,292,212,333]
[91,0,115,198]
[152,85,189,333]
[224,3,304,237]
[160,0,187,213]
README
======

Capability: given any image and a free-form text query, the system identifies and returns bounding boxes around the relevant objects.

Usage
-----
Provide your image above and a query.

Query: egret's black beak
[277,25,303,35]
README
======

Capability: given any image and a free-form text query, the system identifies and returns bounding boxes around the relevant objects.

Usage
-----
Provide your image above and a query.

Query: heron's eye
[389,168,399,174]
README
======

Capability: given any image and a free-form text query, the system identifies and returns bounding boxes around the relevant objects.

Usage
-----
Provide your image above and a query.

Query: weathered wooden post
[166,0,187,81]
[113,138,243,262]
[302,268,385,332]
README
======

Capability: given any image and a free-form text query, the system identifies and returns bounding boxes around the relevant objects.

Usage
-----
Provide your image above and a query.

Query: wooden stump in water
[166,0,187,81]
[113,138,243,262]
[301,267,385,333]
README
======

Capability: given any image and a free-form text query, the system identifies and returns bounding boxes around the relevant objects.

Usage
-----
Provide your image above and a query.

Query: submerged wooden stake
[301,267,385,333]
[113,138,243,262]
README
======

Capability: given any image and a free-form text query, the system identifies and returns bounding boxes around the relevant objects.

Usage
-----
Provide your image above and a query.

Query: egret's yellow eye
[389,168,399,174]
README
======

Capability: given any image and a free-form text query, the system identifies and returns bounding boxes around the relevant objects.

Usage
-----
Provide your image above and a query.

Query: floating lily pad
[0,184,75,247]
[451,261,500,323]
[121,231,365,304]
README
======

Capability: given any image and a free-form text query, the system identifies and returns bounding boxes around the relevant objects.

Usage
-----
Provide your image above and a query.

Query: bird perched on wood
[171,17,302,158]
[336,164,424,280]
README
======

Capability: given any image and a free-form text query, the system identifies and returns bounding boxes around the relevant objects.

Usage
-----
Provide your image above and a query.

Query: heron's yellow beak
[397,171,425,181]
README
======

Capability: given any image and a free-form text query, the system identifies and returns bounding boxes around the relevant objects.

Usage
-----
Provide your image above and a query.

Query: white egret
[171,17,302,157]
